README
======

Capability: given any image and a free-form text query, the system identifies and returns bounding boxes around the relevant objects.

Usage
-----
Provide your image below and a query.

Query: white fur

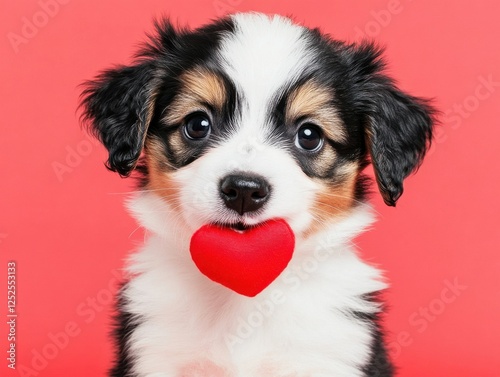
[121,14,387,377]
[125,193,385,377]
[219,13,316,132]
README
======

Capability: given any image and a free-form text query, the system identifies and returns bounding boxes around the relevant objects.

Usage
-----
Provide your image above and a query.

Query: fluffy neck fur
[120,192,386,377]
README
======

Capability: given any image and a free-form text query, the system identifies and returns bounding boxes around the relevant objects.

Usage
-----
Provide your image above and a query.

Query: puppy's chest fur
[115,195,387,377]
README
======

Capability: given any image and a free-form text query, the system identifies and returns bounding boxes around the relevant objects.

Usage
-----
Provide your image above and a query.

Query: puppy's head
[81,13,434,236]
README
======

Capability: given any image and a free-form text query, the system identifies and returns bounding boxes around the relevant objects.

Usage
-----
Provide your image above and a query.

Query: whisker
[107,187,180,195]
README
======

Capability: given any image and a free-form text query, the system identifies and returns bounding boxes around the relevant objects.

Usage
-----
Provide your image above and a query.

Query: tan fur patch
[286,80,345,143]
[164,68,226,125]
[167,131,184,158]
[314,147,338,177]
[305,162,360,236]
[144,137,180,206]
[145,68,226,206]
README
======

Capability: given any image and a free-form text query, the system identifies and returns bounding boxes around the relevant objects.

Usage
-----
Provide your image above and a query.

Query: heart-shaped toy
[189,219,295,297]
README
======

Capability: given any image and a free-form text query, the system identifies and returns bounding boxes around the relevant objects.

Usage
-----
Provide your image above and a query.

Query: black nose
[220,174,271,215]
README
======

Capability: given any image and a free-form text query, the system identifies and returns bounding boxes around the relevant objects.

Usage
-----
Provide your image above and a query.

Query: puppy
[81,13,434,377]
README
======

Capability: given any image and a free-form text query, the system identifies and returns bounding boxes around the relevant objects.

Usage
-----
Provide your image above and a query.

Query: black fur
[337,42,435,206]
[110,284,139,377]
[80,62,157,176]
[363,325,394,377]
[353,294,394,377]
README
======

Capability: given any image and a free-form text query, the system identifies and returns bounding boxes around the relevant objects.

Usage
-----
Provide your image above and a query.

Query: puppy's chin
[209,217,293,232]
[208,210,283,230]
[219,222,254,232]
[187,216,292,237]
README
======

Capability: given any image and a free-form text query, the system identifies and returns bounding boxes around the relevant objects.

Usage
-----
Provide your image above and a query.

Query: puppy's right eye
[183,112,211,140]
[295,123,323,152]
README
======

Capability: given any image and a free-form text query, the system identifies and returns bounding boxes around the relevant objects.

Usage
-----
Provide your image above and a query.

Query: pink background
[1,0,500,376]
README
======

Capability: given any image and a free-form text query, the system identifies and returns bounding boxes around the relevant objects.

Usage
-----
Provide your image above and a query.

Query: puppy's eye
[295,124,323,151]
[183,112,211,140]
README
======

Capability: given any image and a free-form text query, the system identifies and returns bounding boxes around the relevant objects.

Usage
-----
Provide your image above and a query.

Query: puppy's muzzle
[220,174,271,215]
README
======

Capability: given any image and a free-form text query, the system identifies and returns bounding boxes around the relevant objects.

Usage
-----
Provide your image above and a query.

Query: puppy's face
[82,13,434,237]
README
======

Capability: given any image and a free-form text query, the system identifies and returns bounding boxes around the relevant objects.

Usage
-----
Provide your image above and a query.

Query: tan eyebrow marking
[286,80,346,143]
[163,67,227,125]
[144,136,181,210]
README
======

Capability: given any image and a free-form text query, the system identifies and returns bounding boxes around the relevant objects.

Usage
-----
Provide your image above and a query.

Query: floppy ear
[80,62,161,176]
[347,43,435,206]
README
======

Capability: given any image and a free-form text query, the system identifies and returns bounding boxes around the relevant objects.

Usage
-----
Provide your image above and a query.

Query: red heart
[189,219,295,297]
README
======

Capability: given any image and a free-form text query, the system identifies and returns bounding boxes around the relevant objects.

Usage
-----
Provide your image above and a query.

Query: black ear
[80,62,160,176]
[347,43,435,206]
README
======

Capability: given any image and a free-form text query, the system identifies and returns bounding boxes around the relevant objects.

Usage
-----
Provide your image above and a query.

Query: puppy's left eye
[295,124,323,151]
[183,112,211,140]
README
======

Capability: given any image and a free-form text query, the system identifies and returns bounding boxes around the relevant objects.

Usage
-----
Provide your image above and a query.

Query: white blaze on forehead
[218,13,315,133]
